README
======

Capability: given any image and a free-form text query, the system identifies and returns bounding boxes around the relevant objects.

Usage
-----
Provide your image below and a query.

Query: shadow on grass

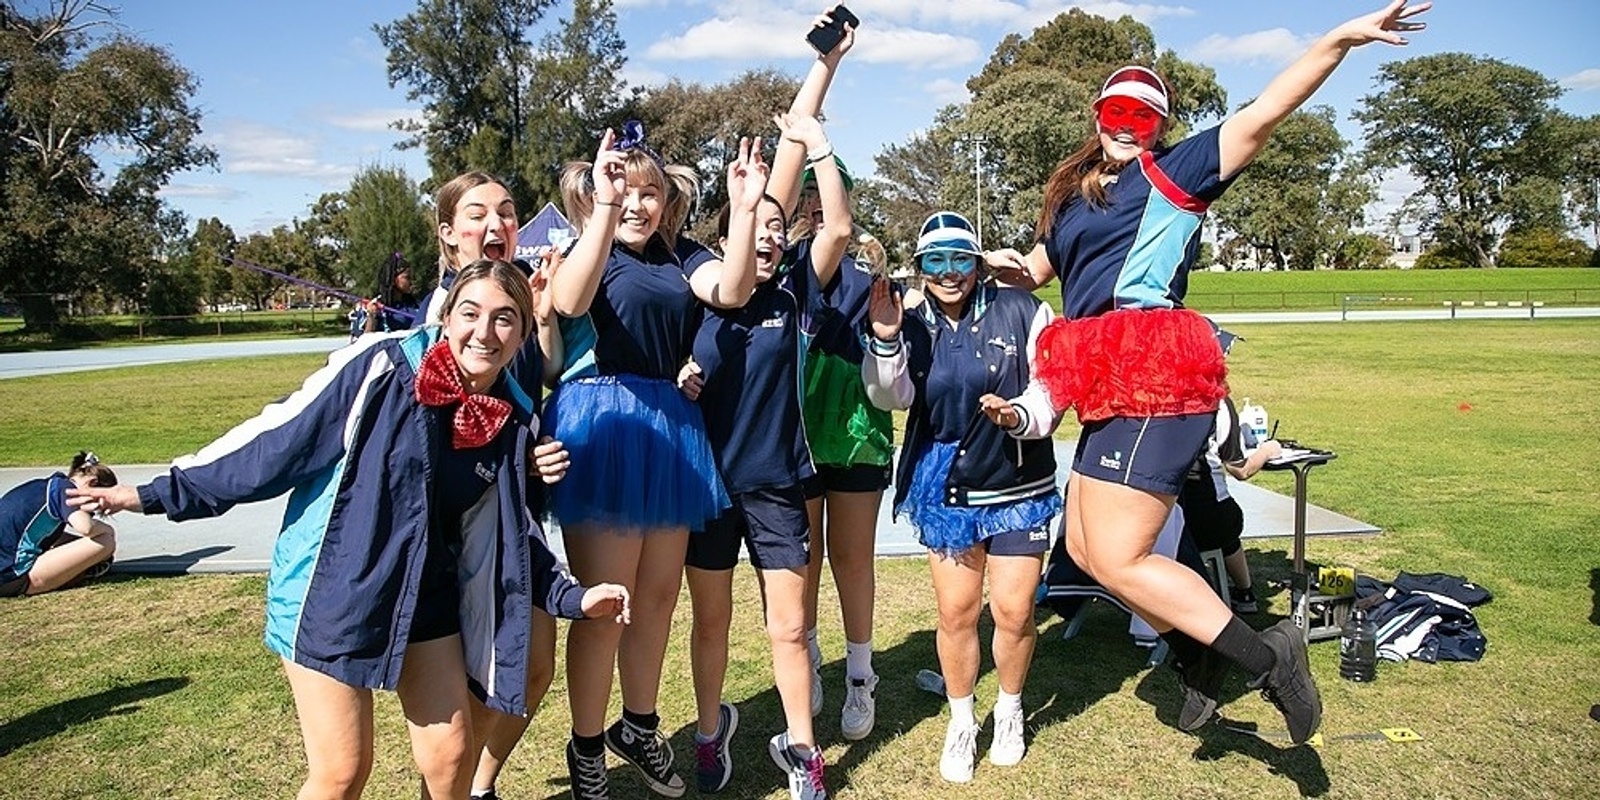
[1590,567,1599,626]
[0,676,190,757]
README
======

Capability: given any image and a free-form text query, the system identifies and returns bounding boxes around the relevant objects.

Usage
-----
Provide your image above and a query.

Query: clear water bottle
[915,668,946,696]
[1338,607,1378,682]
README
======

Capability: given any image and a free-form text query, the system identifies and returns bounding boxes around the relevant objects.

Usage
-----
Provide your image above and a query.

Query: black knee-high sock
[1210,617,1275,677]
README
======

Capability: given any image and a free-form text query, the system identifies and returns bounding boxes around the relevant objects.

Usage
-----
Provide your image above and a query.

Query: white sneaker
[840,674,878,740]
[938,719,979,784]
[987,706,1026,767]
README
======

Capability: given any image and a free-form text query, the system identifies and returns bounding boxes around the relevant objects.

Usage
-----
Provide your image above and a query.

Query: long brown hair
[441,259,537,343]
[435,171,507,274]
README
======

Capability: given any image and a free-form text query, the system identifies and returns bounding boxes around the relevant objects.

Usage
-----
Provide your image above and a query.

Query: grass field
[0,319,1597,798]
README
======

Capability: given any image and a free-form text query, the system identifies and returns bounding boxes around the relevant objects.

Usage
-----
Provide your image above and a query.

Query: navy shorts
[408,532,463,643]
[687,484,811,572]
[801,463,891,499]
[1073,413,1214,496]
[983,525,1052,557]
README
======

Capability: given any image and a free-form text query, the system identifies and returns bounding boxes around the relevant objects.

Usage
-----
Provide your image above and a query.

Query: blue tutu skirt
[896,440,1062,556]
[546,374,730,531]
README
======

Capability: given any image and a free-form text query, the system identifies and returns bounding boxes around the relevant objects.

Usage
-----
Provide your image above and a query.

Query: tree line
[4,0,1597,332]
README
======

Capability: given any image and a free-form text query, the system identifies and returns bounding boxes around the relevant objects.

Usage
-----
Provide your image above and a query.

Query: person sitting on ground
[1179,393,1284,616]
[0,451,118,597]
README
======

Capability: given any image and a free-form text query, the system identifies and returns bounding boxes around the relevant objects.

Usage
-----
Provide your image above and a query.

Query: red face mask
[1097,98,1163,146]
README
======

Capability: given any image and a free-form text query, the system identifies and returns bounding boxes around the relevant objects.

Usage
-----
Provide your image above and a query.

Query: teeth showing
[464,343,498,357]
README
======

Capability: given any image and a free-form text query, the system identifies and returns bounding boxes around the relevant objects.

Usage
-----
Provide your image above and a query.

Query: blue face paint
[919,250,978,281]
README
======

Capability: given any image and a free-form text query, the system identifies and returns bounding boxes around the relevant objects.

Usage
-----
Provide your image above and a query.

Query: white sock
[948,694,977,728]
[994,688,1023,717]
[807,628,822,669]
[845,639,873,680]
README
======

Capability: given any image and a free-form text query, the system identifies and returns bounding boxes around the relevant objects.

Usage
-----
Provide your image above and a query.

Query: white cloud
[926,77,971,106]
[619,63,673,89]
[207,121,354,181]
[1560,68,1600,91]
[1017,0,1195,29]
[643,9,981,68]
[1189,28,1313,66]
[323,108,421,133]
[160,183,243,201]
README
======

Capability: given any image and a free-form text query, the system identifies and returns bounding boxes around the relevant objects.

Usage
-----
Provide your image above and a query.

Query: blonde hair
[852,228,887,274]
[441,259,536,342]
[564,151,699,247]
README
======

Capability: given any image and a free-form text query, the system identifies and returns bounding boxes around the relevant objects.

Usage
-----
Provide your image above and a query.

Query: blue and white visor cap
[1093,65,1170,118]
[913,212,983,259]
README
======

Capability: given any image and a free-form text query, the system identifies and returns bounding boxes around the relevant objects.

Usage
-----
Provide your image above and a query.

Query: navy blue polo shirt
[564,236,703,381]
[689,253,819,493]
[1044,125,1234,320]
[802,239,873,363]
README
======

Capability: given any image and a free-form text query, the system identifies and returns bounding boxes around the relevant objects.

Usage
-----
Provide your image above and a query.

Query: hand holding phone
[806,5,859,56]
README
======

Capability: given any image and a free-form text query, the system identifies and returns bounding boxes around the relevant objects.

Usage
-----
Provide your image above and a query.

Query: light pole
[971,135,987,244]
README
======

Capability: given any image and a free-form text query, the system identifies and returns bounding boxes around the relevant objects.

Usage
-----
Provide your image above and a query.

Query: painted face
[919,249,979,311]
[615,178,664,249]
[442,277,525,393]
[1097,97,1164,154]
[443,183,518,268]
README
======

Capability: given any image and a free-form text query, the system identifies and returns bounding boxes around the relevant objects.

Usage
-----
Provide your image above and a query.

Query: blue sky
[95,0,1600,237]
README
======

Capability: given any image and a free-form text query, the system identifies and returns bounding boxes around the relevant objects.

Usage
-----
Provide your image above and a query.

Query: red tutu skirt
[1035,307,1227,423]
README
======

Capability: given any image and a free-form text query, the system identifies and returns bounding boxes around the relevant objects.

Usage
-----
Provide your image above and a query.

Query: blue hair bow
[612,119,664,166]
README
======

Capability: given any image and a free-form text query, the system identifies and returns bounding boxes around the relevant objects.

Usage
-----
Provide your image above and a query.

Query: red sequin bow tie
[413,341,512,449]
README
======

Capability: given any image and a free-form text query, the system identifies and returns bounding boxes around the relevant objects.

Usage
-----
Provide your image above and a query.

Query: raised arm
[767,9,855,216]
[1219,0,1429,179]
[860,278,914,411]
[777,113,851,287]
[552,130,627,317]
[984,244,1057,291]
[689,137,766,309]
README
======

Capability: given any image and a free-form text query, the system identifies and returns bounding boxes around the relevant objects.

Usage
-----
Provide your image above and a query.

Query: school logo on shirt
[474,462,497,483]
[986,336,1018,357]
[1099,450,1123,471]
[760,315,785,328]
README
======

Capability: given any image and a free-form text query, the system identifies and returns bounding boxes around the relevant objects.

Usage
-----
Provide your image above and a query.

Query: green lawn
[0,320,1597,798]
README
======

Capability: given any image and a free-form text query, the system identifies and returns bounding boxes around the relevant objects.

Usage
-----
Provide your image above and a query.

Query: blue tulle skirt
[546,374,729,532]
[896,440,1062,556]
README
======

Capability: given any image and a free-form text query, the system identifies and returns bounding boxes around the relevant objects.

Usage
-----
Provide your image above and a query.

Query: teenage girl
[0,451,117,597]
[545,126,765,800]
[984,1,1431,745]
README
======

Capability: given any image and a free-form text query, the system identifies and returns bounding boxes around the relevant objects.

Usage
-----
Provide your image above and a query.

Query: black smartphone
[806,5,859,56]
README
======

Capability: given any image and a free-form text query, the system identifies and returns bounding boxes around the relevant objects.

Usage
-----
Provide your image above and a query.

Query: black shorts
[408,533,463,643]
[801,463,892,499]
[687,484,810,572]
[1178,479,1244,555]
[0,529,71,599]
[983,525,1052,557]
[1072,413,1213,496]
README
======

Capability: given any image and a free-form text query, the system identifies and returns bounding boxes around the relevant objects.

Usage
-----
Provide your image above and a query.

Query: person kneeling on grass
[1,451,118,598]
[69,259,631,800]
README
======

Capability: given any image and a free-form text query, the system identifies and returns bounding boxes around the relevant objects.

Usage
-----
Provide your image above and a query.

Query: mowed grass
[1,320,1599,798]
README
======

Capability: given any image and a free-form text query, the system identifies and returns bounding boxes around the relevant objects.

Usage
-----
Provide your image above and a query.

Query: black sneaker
[566,739,609,800]
[1248,620,1323,745]
[1173,646,1230,731]
[694,702,738,793]
[604,718,685,798]
[1229,586,1259,614]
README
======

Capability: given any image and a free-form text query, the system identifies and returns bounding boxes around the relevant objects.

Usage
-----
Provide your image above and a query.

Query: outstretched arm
[777,113,851,287]
[689,137,767,308]
[768,9,855,216]
[1219,0,1430,179]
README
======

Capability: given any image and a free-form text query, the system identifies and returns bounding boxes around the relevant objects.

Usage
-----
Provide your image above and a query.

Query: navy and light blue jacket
[864,285,1062,509]
[134,326,585,715]
[0,473,72,583]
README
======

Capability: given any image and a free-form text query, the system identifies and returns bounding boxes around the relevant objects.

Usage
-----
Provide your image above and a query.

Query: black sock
[572,731,605,757]
[1210,617,1275,677]
[1160,629,1207,672]
[623,707,660,732]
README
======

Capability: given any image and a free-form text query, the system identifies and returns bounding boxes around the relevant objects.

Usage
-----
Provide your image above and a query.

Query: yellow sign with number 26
[1319,566,1356,597]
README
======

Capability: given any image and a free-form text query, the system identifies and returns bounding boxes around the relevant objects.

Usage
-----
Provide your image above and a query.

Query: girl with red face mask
[984,1,1431,747]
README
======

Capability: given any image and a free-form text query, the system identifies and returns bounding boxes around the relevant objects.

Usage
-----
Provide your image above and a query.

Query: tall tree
[0,0,215,329]
[1210,106,1375,270]
[874,8,1227,251]
[338,165,434,296]
[521,0,632,204]
[634,68,800,240]
[190,216,239,308]
[1355,53,1564,268]
[864,105,967,265]
[376,0,553,210]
